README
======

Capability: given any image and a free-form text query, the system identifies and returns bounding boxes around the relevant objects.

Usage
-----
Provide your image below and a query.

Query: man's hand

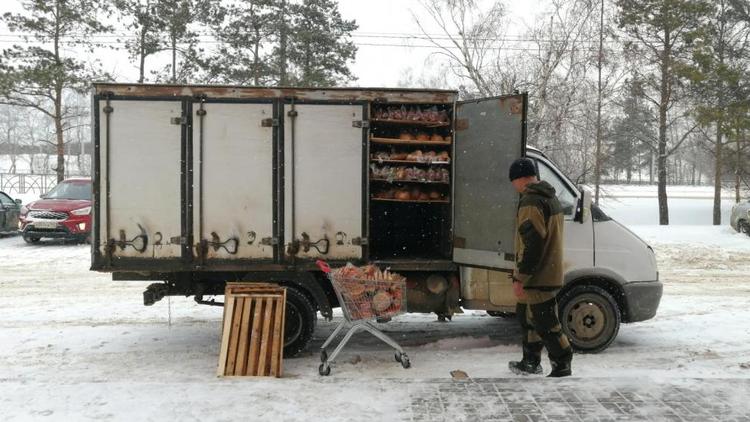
[512,280,526,300]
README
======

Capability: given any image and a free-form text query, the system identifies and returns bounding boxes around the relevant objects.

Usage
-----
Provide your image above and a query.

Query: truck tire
[558,285,620,353]
[283,286,317,358]
[739,220,750,236]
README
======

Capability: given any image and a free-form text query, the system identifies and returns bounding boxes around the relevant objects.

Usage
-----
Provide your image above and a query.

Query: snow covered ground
[1,186,749,420]
[597,184,741,225]
[0,154,90,176]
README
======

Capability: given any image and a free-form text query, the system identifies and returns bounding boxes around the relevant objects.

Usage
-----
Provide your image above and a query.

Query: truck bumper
[622,279,663,322]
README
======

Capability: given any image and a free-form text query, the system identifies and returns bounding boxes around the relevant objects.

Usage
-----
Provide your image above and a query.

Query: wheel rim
[284,300,303,347]
[563,293,614,348]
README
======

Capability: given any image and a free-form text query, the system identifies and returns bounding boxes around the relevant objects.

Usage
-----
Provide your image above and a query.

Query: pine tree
[683,0,750,223]
[115,0,163,83]
[151,0,215,83]
[203,0,276,85]
[610,80,655,183]
[0,0,110,182]
[617,0,712,224]
[288,0,358,86]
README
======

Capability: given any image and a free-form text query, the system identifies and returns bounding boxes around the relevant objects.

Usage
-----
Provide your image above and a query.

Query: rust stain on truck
[94,83,457,104]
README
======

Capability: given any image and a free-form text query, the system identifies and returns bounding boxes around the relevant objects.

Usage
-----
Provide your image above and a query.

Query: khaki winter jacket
[513,180,565,290]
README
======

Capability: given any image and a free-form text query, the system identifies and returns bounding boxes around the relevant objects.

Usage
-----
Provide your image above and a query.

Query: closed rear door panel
[192,102,274,260]
[283,104,364,261]
[103,100,183,259]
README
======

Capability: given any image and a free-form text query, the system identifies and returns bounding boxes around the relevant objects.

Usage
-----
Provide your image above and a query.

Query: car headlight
[71,206,91,216]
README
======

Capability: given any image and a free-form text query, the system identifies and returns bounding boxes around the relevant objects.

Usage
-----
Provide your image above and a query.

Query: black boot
[509,360,543,375]
[547,354,572,378]
[509,341,543,375]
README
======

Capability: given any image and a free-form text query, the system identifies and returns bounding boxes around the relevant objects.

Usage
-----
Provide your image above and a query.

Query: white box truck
[91,83,662,356]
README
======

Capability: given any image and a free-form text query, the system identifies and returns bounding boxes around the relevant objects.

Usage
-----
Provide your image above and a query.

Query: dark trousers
[516,298,572,364]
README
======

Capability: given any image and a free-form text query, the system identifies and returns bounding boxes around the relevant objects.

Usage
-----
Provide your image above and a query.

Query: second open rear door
[453,94,527,270]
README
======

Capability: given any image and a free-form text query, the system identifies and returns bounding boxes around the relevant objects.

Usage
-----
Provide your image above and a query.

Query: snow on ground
[0,154,90,176]
[597,184,741,226]
[597,184,740,199]
[1,186,750,420]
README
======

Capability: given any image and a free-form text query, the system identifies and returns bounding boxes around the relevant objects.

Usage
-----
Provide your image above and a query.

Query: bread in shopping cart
[331,264,406,320]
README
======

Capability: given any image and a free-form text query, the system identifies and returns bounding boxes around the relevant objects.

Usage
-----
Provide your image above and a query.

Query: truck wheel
[559,285,620,353]
[283,286,317,358]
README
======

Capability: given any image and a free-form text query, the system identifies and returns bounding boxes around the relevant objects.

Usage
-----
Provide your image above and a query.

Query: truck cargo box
[91,84,525,275]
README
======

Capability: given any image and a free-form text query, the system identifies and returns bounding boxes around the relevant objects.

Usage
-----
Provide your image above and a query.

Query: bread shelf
[371,197,450,204]
[370,159,450,166]
[370,118,450,128]
[370,137,452,146]
[370,178,449,185]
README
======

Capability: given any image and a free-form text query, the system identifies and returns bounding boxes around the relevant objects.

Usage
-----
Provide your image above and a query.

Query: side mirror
[574,187,592,224]
[40,193,47,199]
[14,199,22,205]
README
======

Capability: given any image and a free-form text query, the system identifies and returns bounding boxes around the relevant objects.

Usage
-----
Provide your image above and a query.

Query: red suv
[19,178,92,244]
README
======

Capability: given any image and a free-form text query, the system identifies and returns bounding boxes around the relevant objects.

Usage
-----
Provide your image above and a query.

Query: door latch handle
[113,224,149,253]
[208,232,239,255]
[300,232,330,255]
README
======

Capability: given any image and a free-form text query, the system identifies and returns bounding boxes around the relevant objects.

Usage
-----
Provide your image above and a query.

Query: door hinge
[260,236,279,246]
[351,237,369,246]
[261,118,279,127]
[170,116,188,125]
[352,120,369,129]
[169,235,188,245]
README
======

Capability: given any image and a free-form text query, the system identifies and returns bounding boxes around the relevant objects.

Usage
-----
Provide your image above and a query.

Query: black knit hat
[508,157,537,181]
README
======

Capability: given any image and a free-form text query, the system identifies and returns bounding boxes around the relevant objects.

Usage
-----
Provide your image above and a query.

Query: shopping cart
[316,260,411,376]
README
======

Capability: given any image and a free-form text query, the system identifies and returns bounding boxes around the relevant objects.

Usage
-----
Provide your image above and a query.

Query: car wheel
[283,286,317,358]
[740,220,750,236]
[23,235,41,244]
[559,285,621,353]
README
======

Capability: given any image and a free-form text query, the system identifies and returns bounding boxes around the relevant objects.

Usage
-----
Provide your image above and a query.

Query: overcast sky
[1,0,545,88]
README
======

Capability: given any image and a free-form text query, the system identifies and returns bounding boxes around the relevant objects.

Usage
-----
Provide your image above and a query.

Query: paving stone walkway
[405,378,750,421]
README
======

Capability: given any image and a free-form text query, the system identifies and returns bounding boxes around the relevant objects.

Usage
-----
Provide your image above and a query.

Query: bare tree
[412,0,507,97]
[0,105,19,174]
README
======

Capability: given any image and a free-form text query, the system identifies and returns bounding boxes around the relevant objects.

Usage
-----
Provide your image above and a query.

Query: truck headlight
[71,206,91,216]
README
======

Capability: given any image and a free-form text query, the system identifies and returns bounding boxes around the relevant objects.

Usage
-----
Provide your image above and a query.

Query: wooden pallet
[218,283,287,377]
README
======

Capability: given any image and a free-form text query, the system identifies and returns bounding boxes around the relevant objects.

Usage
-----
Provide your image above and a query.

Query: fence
[0,173,59,195]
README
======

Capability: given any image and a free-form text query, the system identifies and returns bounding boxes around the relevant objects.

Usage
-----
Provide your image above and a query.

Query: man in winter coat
[507,157,573,377]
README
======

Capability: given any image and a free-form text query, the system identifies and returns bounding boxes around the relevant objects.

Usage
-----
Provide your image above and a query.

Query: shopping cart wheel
[398,353,411,369]
[320,350,328,363]
[319,363,331,376]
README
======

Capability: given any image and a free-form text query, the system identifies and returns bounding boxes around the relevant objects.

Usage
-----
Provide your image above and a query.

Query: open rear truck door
[453,93,526,271]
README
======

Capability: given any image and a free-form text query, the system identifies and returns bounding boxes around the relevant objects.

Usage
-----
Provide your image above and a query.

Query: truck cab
[460,146,662,353]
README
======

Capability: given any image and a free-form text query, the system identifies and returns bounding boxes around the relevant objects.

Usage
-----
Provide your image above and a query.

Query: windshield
[45,182,91,200]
